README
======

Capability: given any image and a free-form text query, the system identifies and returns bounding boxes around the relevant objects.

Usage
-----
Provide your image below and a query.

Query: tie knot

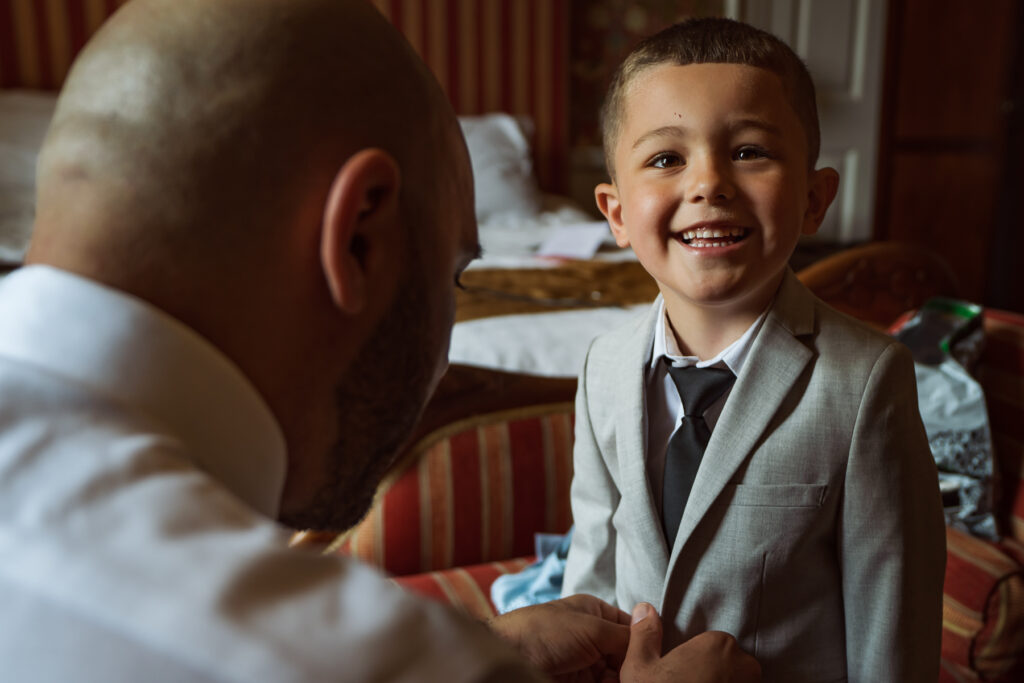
[664,362,736,417]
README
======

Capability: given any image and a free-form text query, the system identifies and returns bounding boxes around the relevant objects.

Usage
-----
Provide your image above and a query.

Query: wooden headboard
[0,0,570,192]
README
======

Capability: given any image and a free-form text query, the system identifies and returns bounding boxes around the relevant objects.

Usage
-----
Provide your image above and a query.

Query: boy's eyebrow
[631,125,687,150]
[630,118,785,150]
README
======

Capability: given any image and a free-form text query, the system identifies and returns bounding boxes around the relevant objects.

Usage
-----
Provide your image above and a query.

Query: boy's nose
[686,156,734,204]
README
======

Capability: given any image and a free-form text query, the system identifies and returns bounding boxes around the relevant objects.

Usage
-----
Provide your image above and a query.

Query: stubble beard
[279,266,437,532]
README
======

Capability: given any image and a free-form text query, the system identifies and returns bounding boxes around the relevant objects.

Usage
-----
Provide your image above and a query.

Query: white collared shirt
[645,298,767,515]
[0,266,537,682]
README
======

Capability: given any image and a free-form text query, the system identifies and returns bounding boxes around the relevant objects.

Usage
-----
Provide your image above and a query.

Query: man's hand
[620,603,761,683]
[487,594,631,681]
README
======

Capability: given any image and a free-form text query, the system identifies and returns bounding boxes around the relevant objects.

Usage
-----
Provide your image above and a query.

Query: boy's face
[597,62,837,321]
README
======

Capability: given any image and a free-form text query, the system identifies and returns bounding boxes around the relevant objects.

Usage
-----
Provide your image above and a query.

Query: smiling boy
[562,18,946,682]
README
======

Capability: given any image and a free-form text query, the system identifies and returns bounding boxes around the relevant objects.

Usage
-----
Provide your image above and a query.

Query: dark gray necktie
[662,363,736,548]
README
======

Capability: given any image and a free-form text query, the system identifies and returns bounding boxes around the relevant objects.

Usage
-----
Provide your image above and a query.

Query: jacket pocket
[724,483,827,508]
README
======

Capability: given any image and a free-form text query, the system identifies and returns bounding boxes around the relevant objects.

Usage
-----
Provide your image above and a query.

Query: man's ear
[802,167,840,236]
[595,182,630,247]
[321,148,401,314]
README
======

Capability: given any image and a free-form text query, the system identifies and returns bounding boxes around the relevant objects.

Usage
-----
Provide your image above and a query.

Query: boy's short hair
[602,17,820,178]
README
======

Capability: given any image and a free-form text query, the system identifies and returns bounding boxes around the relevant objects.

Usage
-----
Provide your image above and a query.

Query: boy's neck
[660,275,783,361]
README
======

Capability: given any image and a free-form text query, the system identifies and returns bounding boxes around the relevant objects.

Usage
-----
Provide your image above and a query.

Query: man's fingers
[619,613,762,683]
[609,604,632,626]
[583,617,631,672]
[667,631,763,683]
[623,602,663,667]
[540,614,630,676]
[558,594,632,626]
[688,632,762,682]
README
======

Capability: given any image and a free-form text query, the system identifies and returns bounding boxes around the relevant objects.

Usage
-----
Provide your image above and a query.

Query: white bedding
[449,303,650,377]
[457,200,647,376]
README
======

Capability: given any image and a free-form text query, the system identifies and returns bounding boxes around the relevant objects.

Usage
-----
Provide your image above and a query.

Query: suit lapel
[663,271,817,584]
[612,298,672,576]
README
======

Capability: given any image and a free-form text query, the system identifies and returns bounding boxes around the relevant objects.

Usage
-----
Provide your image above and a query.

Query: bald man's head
[31,0,457,278]
[26,0,480,530]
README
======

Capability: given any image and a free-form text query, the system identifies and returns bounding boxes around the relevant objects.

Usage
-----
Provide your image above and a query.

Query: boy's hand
[487,594,631,681]
[621,603,761,683]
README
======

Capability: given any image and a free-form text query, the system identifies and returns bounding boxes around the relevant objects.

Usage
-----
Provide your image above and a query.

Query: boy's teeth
[680,227,747,240]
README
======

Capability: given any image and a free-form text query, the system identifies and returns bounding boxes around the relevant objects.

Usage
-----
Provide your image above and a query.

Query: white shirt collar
[649,297,768,377]
[0,266,287,518]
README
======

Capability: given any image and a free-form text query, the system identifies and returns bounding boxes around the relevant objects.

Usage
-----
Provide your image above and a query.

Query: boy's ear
[801,167,840,236]
[595,182,630,247]
[321,148,401,315]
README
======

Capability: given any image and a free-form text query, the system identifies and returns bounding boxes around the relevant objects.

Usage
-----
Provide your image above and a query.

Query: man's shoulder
[2,532,528,682]
[0,365,530,682]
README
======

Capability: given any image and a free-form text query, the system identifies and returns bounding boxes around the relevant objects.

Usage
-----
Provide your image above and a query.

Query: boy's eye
[648,152,683,169]
[735,146,768,161]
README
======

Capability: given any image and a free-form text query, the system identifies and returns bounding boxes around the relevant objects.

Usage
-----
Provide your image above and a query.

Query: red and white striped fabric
[329,403,574,577]
[0,0,127,90]
[392,557,533,621]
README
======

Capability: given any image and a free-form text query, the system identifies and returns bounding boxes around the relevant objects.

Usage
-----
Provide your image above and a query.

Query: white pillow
[0,90,57,263]
[458,113,542,222]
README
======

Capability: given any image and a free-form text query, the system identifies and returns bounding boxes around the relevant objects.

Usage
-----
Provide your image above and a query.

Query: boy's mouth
[678,226,751,249]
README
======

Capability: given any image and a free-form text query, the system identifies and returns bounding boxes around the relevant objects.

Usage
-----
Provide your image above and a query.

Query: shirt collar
[0,266,287,518]
[650,297,768,377]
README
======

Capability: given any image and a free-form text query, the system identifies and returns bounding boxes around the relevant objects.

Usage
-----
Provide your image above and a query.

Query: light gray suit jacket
[562,270,946,683]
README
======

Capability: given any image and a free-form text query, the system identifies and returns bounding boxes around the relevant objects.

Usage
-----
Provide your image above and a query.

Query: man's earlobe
[802,167,840,236]
[595,182,630,248]
[321,149,401,314]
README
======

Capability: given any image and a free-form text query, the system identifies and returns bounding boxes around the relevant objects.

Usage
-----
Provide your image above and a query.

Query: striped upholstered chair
[316,364,577,617]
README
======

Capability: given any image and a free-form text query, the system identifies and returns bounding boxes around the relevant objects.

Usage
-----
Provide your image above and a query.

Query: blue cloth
[490,529,572,614]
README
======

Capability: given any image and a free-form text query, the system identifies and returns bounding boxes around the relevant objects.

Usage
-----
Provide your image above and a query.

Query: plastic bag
[894,299,998,540]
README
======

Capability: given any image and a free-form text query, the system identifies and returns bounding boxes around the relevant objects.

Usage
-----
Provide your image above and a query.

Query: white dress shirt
[645,298,767,515]
[0,266,539,682]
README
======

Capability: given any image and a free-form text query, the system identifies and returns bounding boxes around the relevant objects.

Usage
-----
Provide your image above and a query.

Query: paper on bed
[536,222,610,260]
